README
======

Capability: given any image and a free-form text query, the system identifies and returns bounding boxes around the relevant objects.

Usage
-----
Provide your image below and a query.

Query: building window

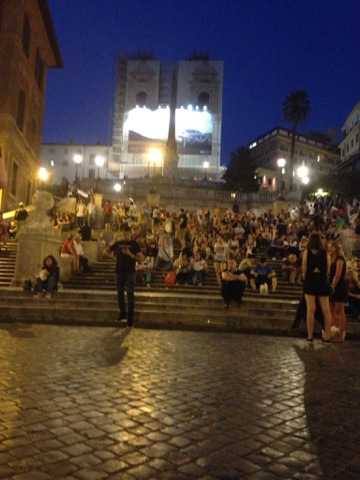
[64,149,68,154]
[89,154,95,165]
[34,48,45,91]
[198,92,210,109]
[25,179,31,205]
[351,139,354,148]
[88,169,95,179]
[30,118,37,147]
[16,90,26,131]
[22,15,31,58]
[10,162,19,196]
[136,91,147,107]
[62,160,68,167]
[356,133,359,143]
[49,148,54,153]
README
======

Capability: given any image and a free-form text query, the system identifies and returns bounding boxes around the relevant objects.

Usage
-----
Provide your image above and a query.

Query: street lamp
[38,167,49,189]
[277,158,286,199]
[114,182,122,192]
[95,155,105,191]
[297,165,309,186]
[203,161,209,180]
[73,154,83,185]
[148,148,162,178]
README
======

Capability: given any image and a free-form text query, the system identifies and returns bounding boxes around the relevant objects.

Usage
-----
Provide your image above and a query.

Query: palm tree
[282,90,310,191]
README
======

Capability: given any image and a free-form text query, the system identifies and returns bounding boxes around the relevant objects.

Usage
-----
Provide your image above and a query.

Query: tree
[222,146,259,193]
[316,171,360,202]
[282,90,310,191]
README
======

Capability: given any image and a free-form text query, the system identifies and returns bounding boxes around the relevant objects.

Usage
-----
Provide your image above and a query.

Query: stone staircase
[0,240,17,287]
[1,244,359,338]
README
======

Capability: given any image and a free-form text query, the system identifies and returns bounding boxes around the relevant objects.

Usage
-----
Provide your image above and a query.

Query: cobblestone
[0,323,359,479]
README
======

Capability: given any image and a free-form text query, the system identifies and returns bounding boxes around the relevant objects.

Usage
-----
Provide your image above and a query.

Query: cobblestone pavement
[0,324,359,480]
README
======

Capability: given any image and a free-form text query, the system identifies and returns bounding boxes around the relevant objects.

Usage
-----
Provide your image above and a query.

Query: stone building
[0,0,62,211]
[109,54,223,180]
[248,126,340,193]
[338,100,360,173]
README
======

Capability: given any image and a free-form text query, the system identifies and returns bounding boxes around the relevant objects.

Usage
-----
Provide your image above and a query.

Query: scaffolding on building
[109,55,127,177]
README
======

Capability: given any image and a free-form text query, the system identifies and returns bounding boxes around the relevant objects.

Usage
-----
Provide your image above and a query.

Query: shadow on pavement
[0,322,38,338]
[100,326,131,366]
[294,342,360,478]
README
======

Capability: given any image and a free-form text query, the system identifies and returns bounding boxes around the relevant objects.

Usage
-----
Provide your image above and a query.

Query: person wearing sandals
[302,233,332,343]
[327,240,347,342]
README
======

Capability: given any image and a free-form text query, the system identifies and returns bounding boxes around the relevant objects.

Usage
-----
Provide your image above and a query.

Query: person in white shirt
[74,234,90,272]
[76,199,87,228]
[190,251,208,286]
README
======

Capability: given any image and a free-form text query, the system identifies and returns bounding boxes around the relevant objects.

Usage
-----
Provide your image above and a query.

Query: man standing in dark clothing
[79,221,92,241]
[109,226,144,327]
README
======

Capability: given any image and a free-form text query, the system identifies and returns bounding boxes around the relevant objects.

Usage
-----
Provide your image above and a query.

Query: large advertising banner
[126,107,213,155]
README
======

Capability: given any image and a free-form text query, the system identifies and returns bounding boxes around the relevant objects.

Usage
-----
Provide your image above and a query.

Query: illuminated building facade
[248,126,340,192]
[338,101,360,172]
[110,55,223,180]
[0,0,62,211]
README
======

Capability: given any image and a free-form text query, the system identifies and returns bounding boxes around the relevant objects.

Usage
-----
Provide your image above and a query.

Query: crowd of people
[2,189,360,339]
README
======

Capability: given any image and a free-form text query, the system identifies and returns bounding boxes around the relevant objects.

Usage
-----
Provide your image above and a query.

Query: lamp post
[73,154,83,185]
[277,158,286,199]
[203,161,209,181]
[95,155,105,191]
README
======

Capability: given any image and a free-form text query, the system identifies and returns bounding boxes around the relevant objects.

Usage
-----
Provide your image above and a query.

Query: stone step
[0,289,299,334]
[1,288,359,338]
[0,288,299,312]
[0,243,17,286]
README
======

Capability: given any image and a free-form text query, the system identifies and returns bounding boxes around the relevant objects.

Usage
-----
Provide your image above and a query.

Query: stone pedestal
[12,191,62,285]
[59,255,73,281]
[146,190,160,208]
[82,241,102,263]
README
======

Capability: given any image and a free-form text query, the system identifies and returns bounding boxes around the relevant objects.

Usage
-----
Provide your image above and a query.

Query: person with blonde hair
[327,240,347,342]
[302,233,332,342]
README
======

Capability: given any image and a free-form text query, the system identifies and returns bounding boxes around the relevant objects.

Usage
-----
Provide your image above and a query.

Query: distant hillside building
[110,55,223,180]
[0,0,62,211]
[248,126,340,193]
[338,100,360,172]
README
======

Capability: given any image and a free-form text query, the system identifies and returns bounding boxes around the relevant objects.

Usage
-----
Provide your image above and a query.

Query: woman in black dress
[327,241,347,342]
[302,233,332,342]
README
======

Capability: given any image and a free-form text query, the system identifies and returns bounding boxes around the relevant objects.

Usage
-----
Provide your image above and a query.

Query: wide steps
[0,288,298,331]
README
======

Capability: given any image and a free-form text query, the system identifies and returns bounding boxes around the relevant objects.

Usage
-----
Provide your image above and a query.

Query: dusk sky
[43,0,360,164]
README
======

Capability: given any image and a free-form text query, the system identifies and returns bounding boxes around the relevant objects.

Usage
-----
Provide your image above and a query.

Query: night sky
[43,0,360,164]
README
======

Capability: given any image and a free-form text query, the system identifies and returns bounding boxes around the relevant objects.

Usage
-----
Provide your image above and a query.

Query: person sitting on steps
[251,257,277,293]
[34,255,60,299]
[221,258,247,308]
